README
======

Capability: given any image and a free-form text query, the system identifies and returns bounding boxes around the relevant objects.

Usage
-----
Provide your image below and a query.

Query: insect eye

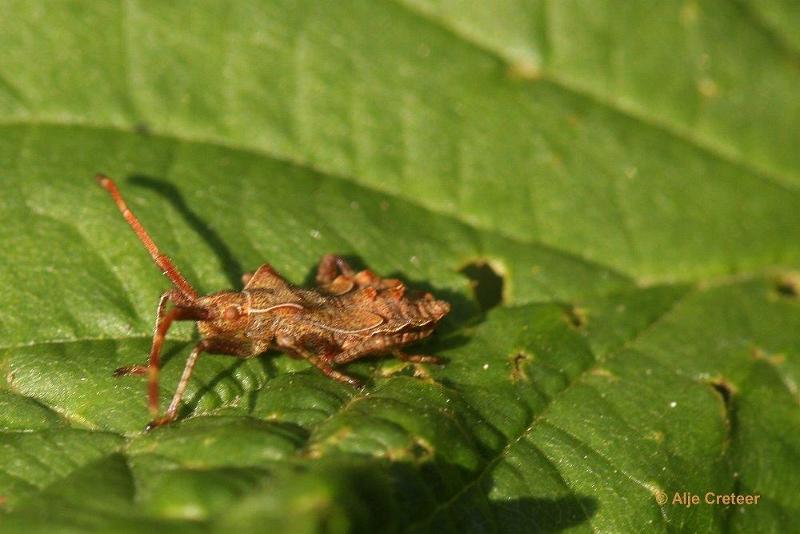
[223,306,240,320]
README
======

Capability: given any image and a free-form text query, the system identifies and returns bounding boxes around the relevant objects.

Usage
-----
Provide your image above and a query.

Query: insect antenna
[96,175,199,299]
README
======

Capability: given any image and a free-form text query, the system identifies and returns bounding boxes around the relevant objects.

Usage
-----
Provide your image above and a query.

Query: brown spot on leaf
[645,430,665,443]
[774,272,800,299]
[506,60,541,81]
[386,436,435,463]
[706,376,736,406]
[703,376,738,441]
[591,368,618,381]
[680,1,699,25]
[566,115,582,129]
[376,360,436,383]
[697,78,719,98]
[564,306,589,329]
[134,122,152,135]
[305,426,353,459]
[510,351,533,382]
[752,347,786,366]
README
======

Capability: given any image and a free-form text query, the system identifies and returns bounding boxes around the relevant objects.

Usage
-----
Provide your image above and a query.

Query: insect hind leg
[309,356,362,388]
[316,254,355,285]
[316,255,361,296]
[285,340,363,388]
[393,350,441,364]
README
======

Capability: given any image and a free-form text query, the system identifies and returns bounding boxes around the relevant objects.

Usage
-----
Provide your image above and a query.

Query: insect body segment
[96,175,450,429]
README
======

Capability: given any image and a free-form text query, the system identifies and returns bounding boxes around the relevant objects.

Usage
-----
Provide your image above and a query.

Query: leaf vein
[0,119,635,282]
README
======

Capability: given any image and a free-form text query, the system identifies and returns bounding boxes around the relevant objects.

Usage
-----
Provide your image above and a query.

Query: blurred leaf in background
[0,0,799,532]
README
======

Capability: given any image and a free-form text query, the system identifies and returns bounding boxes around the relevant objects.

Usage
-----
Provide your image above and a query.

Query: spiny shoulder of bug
[186,269,450,338]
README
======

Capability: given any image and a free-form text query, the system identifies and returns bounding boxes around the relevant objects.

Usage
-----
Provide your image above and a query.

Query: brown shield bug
[96,176,450,429]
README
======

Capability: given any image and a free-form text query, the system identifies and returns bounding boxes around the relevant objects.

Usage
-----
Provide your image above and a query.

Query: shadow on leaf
[128,174,245,289]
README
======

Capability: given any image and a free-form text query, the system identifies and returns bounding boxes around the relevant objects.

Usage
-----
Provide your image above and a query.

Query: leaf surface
[0,1,798,532]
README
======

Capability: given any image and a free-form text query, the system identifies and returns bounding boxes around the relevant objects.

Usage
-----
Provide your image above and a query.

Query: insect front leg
[146,339,209,429]
[114,289,203,418]
[145,336,256,430]
[113,290,176,378]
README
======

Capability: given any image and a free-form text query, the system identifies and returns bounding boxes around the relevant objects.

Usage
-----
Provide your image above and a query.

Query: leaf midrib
[2,119,635,283]
[8,118,799,290]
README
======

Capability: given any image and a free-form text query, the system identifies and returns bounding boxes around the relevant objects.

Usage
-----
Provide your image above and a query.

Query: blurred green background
[0,1,798,532]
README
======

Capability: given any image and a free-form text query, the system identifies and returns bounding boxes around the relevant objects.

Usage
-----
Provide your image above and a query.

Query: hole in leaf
[409,437,434,461]
[709,379,733,404]
[774,272,800,299]
[564,306,589,329]
[509,351,533,382]
[459,260,504,311]
[705,377,738,436]
[705,376,737,412]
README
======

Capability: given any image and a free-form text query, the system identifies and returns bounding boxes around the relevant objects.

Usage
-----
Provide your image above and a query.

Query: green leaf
[1,1,798,532]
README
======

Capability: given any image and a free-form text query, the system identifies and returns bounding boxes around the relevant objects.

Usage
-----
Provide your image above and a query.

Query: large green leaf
[1,1,798,532]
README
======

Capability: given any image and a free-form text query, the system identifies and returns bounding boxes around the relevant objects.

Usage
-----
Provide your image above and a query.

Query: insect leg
[392,350,441,364]
[333,345,441,365]
[317,255,400,293]
[286,341,362,387]
[316,254,355,285]
[146,339,209,429]
[308,354,362,387]
[145,306,185,417]
[115,290,204,418]
[315,255,357,295]
[113,290,175,378]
